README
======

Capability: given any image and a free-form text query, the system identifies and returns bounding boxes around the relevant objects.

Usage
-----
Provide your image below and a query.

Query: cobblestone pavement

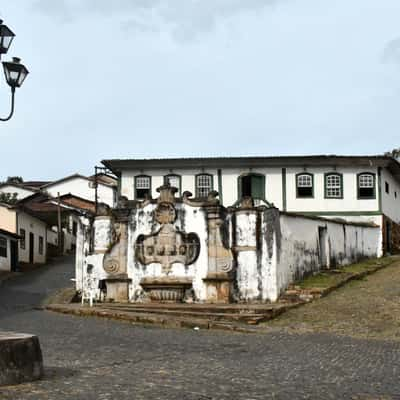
[0,257,400,399]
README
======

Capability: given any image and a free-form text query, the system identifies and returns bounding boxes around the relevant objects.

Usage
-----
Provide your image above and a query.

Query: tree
[6,176,23,184]
[0,192,18,204]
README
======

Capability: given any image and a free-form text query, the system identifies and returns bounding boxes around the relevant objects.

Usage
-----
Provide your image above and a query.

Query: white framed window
[296,173,313,198]
[196,174,213,198]
[358,173,375,199]
[325,173,342,198]
[135,176,151,200]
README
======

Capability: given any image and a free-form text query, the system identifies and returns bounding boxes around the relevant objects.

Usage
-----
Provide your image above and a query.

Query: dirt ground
[263,259,400,341]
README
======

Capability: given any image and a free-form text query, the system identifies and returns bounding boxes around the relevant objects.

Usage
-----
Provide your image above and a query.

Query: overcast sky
[0,0,400,180]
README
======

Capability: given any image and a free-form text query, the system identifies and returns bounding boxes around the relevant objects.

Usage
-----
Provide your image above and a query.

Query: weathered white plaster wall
[381,168,400,223]
[75,216,91,292]
[275,214,380,300]
[76,205,382,303]
[127,203,209,302]
[17,212,47,264]
[45,177,115,206]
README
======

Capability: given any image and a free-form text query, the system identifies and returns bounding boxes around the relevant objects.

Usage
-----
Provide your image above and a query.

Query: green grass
[296,256,399,290]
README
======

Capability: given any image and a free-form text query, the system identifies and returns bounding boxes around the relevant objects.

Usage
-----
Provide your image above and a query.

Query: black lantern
[2,57,29,89]
[0,20,15,55]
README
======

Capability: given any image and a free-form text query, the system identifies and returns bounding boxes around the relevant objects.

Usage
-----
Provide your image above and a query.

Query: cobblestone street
[1,256,400,399]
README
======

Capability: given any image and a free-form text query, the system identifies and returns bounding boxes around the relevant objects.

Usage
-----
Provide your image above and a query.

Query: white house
[0,228,19,272]
[40,173,116,207]
[0,203,47,266]
[102,155,400,254]
[0,182,37,200]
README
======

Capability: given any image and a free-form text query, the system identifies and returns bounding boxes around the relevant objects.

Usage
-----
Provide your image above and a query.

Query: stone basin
[0,331,43,386]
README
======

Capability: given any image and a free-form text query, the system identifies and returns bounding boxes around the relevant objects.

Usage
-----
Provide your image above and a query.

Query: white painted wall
[0,185,35,200]
[275,214,380,299]
[285,166,379,213]
[17,212,47,264]
[118,165,389,216]
[120,168,218,200]
[0,235,11,271]
[381,168,400,223]
[44,177,115,207]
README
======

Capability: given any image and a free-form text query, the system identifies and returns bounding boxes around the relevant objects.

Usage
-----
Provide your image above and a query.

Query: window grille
[296,174,313,198]
[326,174,342,198]
[135,176,151,200]
[358,173,375,199]
[196,174,213,198]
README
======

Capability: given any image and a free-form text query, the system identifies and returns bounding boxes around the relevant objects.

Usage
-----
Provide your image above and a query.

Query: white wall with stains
[76,204,381,303]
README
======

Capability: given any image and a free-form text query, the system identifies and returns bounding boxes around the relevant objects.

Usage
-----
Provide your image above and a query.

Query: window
[0,237,7,258]
[385,181,390,194]
[20,228,26,249]
[134,175,151,200]
[238,173,265,200]
[325,173,343,198]
[38,236,44,255]
[196,174,213,198]
[395,191,397,199]
[296,173,313,198]
[72,221,78,236]
[164,174,181,195]
[357,173,375,199]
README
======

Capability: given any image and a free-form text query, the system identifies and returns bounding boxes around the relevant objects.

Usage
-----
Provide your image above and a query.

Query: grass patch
[296,256,399,290]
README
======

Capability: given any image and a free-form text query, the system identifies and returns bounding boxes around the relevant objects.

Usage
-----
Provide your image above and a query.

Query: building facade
[103,155,400,254]
[0,228,19,272]
[75,185,380,304]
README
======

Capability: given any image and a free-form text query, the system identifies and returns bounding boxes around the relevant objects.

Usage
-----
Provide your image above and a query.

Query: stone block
[0,331,43,386]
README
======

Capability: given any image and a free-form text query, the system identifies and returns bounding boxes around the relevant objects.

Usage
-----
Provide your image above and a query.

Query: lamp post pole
[0,19,29,122]
[92,166,113,215]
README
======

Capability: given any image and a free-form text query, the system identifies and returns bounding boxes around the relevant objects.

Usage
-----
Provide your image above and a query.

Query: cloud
[31,0,279,41]
[382,37,400,64]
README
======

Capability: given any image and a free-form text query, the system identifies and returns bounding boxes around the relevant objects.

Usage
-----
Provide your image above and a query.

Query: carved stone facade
[76,184,381,304]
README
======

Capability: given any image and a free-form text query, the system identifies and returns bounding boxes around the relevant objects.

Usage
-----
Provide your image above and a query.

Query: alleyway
[0,256,399,399]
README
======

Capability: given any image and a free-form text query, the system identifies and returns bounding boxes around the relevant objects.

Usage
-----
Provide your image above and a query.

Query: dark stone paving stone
[0,256,399,399]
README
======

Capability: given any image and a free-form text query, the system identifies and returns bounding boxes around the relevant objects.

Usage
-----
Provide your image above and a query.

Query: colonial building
[0,228,20,272]
[0,202,48,266]
[40,173,117,207]
[0,173,117,207]
[102,155,400,254]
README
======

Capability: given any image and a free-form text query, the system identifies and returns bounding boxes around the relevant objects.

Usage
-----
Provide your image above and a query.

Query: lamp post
[0,19,29,122]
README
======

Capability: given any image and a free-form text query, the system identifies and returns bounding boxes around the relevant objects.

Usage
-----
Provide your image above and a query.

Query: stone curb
[282,257,400,303]
[45,304,266,334]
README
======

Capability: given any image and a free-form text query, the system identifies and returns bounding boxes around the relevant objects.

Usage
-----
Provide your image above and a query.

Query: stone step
[46,304,262,332]
[101,306,271,324]
[98,304,287,324]
[101,302,279,314]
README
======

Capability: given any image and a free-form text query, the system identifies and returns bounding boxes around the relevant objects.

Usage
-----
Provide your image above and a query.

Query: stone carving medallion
[135,199,200,274]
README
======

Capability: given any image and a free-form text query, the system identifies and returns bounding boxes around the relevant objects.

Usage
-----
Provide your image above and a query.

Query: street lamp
[0,19,29,122]
[0,19,15,55]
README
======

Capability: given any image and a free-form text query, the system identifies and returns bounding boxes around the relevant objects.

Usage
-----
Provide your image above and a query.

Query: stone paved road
[0,256,400,400]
